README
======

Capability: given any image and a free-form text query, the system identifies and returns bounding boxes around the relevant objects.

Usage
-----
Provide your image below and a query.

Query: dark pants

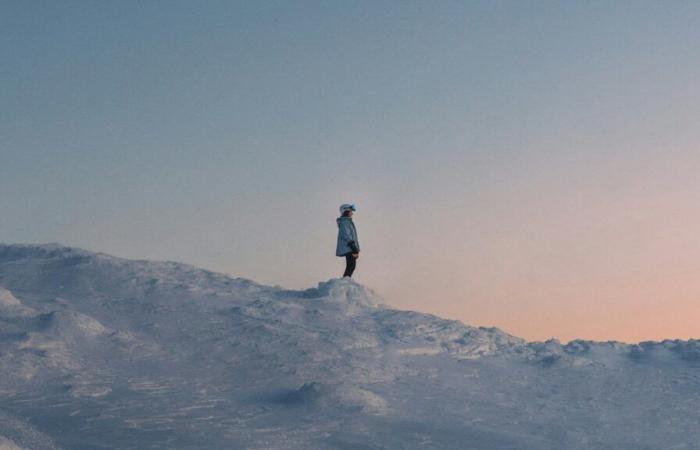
[343,252,356,277]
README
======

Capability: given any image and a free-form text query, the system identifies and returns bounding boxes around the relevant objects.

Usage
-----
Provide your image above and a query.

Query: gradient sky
[3,1,700,343]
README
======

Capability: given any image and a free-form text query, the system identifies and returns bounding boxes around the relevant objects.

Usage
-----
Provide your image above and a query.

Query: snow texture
[0,243,699,449]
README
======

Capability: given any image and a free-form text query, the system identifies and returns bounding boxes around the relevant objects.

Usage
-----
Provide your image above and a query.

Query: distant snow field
[0,243,698,449]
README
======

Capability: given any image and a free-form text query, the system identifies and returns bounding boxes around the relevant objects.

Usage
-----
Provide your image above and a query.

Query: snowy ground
[0,243,699,449]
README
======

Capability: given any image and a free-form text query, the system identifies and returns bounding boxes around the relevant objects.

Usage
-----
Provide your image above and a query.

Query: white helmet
[339,203,356,214]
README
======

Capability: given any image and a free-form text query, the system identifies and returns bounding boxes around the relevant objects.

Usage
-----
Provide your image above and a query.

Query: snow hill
[0,243,699,449]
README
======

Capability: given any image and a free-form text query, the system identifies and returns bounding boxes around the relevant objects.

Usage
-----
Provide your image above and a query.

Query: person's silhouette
[336,204,359,278]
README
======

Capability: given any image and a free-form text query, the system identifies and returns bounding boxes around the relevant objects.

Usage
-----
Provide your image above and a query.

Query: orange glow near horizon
[359,148,700,344]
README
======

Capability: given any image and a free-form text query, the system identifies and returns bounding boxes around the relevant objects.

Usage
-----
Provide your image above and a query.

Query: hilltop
[0,243,698,449]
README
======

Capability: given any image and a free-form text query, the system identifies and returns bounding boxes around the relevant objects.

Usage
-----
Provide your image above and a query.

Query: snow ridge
[1,243,699,450]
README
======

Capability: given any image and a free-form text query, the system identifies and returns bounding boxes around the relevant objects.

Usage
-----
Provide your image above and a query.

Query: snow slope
[0,243,699,449]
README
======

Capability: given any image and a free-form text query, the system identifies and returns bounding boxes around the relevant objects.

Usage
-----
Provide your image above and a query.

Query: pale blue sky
[3,1,700,342]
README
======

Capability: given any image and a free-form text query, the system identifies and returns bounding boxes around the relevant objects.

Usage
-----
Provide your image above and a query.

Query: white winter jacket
[336,216,360,256]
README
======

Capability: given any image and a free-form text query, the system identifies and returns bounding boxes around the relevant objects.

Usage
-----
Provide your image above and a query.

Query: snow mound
[0,435,26,450]
[40,310,109,340]
[283,382,389,415]
[283,381,327,405]
[335,385,389,415]
[0,287,21,307]
[628,339,700,362]
[375,309,527,359]
[0,242,265,303]
[0,411,60,450]
[300,277,386,313]
[526,338,587,366]
[0,242,96,262]
[2,243,700,449]
[0,300,123,384]
[0,287,35,318]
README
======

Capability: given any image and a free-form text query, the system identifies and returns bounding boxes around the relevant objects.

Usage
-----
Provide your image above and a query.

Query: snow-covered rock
[0,243,699,449]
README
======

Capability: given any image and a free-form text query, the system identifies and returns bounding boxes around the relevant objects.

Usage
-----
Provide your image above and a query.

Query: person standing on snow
[336,203,360,278]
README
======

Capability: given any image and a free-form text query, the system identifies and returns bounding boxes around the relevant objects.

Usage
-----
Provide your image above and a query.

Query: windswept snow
[0,243,699,449]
